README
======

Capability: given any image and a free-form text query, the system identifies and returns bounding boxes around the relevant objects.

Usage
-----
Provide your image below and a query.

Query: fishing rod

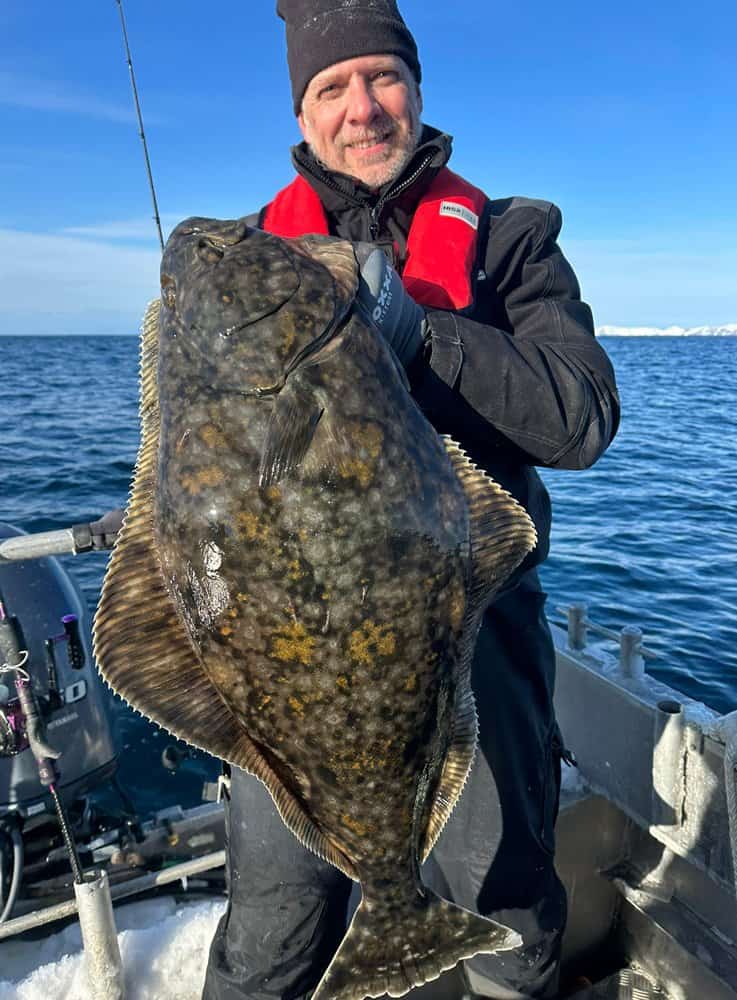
[115,0,164,253]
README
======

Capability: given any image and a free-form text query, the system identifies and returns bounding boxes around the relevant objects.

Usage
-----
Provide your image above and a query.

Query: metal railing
[554,603,658,680]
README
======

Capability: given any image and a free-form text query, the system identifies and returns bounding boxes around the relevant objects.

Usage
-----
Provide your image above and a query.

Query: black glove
[354,244,427,368]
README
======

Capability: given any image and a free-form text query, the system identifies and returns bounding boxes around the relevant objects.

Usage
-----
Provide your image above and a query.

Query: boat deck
[550,615,737,1000]
[571,968,670,998]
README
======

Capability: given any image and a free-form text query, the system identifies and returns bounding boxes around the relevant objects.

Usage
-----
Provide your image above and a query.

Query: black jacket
[257,126,620,569]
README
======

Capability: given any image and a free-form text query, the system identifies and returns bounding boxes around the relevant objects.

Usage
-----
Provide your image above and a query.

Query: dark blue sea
[0,335,735,817]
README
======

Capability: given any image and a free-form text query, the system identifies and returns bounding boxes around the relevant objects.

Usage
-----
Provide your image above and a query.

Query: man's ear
[416,85,423,116]
[297,110,309,143]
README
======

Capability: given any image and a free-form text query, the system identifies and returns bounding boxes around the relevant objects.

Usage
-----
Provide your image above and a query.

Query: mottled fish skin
[96,216,534,999]
[157,217,470,887]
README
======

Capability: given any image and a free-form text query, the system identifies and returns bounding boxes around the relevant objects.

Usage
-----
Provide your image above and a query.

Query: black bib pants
[202,572,566,1000]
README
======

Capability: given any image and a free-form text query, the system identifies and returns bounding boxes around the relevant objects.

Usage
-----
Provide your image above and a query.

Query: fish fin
[93,301,357,880]
[419,438,538,861]
[420,686,478,864]
[440,436,537,611]
[258,377,324,487]
[312,890,521,1000]
[92,298,258,770]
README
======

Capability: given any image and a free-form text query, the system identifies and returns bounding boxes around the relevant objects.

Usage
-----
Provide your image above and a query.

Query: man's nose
[345,76,381,124]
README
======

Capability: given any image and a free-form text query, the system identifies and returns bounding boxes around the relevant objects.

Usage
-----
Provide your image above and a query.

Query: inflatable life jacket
[262,167,487,311]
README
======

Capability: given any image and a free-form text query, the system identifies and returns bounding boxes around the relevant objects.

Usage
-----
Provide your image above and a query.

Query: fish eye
[197,238,225,264]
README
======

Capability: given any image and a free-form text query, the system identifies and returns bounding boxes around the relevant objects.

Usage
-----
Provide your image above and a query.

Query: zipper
[299,150,436,242]
[368,153,434,240]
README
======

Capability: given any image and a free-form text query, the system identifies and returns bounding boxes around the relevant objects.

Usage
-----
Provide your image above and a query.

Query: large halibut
[93,218,537,1000]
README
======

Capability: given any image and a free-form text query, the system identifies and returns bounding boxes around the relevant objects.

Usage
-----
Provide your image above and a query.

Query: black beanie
[277,0,421,114]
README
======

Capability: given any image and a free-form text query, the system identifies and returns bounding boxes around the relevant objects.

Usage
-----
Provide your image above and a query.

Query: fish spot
[372,878,393,891]
[404,672,418,693]
[199,423,227,449]
[336,421,385,488]
[287,559,303,582]
[316,765,339,788]
[236,511,267,541]
[288,695,305,718]
[348,620,396,666]
[181,466,225,495]
[280,313,298,356]
[270,620,316,666]
[336,675,349,690]
[341,813,373,837]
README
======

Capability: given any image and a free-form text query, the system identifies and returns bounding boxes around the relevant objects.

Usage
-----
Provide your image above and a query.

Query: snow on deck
[0,896,226,999]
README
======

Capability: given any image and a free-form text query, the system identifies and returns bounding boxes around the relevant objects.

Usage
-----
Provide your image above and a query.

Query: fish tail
[311,888,521,1000]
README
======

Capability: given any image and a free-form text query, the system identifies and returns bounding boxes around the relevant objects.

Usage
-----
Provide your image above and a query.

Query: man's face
[298,54,422,190]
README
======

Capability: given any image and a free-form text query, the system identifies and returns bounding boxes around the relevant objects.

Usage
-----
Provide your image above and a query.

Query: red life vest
[262,167,487,311]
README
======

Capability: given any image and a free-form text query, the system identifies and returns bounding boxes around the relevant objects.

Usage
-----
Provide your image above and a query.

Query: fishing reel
[0,598,68,774]
[0,603,31,760]
[0,669,31,759]
[0,600,85,759]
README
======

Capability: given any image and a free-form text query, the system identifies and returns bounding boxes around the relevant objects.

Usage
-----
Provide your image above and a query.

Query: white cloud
[0,71,151,124]
[61,216,182,242]
[0,229,160,335]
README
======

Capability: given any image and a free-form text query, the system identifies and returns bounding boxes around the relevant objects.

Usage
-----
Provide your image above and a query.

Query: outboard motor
[0,523,117,817]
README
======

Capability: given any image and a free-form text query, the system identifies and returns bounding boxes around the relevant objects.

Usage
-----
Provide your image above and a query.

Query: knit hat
[277,0,421,114]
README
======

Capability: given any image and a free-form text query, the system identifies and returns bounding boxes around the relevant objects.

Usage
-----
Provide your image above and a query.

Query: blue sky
[1,0,735,335]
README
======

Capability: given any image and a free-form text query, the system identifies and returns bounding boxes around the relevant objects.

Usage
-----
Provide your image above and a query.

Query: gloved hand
[71,508,124,554]
[354,244,427,368]
[89,508,124,550]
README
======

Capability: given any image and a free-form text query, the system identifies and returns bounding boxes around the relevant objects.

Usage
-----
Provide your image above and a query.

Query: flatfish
[93,218,537,1000]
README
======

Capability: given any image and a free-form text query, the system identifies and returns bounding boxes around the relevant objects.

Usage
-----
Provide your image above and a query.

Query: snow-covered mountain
[596,324,737,337]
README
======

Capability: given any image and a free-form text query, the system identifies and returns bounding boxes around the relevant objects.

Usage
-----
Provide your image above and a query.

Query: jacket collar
[291,125,453,215]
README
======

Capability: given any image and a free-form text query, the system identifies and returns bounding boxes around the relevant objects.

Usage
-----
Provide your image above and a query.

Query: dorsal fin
[92,299,356,880]
[441,436,537,611]
[421,437,537,860]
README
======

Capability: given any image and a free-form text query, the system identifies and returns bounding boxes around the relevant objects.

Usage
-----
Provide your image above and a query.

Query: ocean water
[0,334,734,816]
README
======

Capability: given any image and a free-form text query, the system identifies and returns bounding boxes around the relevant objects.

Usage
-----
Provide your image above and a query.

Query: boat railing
[554,603,658,681]
[553,602,737,904]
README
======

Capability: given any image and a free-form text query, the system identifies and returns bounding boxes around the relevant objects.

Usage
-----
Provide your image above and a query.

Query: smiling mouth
[347,131,393,150]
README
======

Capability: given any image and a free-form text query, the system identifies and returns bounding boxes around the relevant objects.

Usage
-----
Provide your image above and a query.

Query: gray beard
[307,120,421,192]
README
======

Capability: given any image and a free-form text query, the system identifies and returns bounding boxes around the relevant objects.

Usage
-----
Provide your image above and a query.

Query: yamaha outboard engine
[0,524,117,817]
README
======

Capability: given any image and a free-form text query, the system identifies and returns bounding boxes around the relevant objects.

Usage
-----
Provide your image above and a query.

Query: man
[203,2,619,998]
